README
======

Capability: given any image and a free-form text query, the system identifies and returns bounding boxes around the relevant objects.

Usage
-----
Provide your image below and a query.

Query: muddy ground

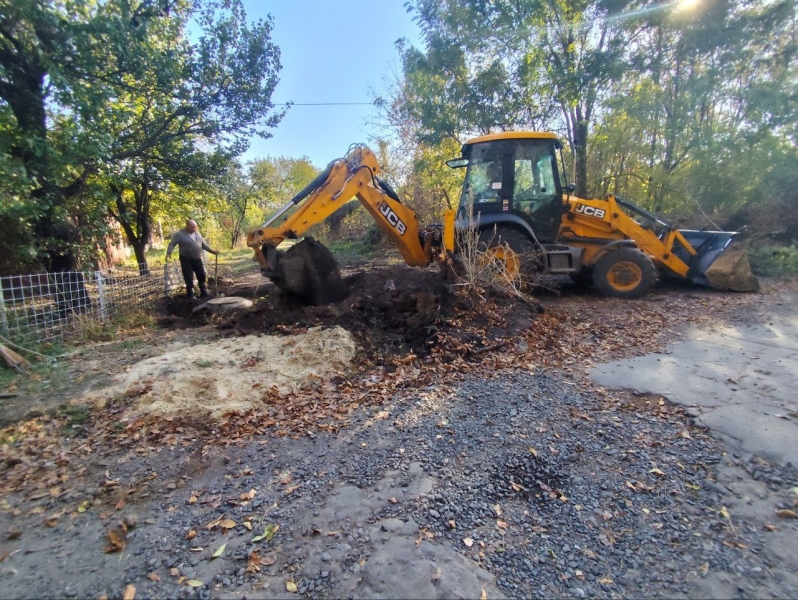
[0,261,796,600]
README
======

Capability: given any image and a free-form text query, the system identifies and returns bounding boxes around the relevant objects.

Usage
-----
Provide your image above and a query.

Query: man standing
[166,219,219,299]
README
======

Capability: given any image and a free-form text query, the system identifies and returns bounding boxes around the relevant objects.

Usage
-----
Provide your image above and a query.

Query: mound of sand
[90,326,357,419]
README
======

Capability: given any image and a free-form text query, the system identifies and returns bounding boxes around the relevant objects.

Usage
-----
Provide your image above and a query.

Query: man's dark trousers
[179,256,207,297]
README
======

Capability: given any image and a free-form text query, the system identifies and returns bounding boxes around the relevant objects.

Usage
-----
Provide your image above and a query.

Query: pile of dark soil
[225,264,539,360]
[157,263,541,362]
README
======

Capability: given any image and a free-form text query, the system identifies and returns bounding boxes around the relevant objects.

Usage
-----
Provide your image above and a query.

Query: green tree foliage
[589,0,798,220]
[401,0,640,196]
[0,0,284,274]
[248,155,319,211]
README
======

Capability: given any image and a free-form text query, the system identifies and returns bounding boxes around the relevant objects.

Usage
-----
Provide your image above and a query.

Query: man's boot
[199,284,210,298]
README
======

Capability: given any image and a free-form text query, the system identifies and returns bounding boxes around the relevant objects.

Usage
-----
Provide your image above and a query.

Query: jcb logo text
[574,203,606,219]
[379,202,407,235]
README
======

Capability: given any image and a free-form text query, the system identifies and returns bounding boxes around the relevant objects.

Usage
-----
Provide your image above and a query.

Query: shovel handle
[214,254,219,295]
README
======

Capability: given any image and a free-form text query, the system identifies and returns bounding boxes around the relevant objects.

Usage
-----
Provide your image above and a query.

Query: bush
[748,244,798,278]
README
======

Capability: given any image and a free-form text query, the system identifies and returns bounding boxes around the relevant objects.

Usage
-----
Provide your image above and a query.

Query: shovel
[214,253,219,296]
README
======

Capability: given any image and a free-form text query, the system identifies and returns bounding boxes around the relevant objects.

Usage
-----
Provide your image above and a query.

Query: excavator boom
[247,145,454,303]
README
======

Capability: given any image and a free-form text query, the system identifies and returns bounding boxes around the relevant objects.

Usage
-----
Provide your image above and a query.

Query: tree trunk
[574,120,589,198]
[132,242,150,276]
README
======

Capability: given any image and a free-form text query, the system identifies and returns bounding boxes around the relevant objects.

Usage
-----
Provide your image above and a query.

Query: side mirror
[446,158,469,169]
[565,183,576,194]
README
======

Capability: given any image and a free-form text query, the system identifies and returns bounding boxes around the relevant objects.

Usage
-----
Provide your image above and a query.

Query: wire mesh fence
[0,262,184,345]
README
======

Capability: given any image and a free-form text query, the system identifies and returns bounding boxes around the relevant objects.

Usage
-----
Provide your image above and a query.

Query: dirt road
[0,268,795,599]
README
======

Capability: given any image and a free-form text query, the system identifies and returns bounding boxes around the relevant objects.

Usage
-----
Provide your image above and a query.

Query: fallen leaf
[186,580,203,588]
[240,489,256,501]
[649,467,665,476]
[763,523,778,532]
[170,568,180,577]
[528,447,538,458]
[463,538,474,547]
[598,578,614,585]
[211,543,227,559]
[77,500,91,514]
[242,521,252,531]
[493,503,502,517]
[388,497,397,504]
[448,519,456,530]
[481,589,487,600]
[246,551,262,573]
[720,507,730,519]
[699,563,709,575]
[189,495,197,504]
[7,531,21,541]
[252,523,279,543]
[776,509,798,519]
[103,524,127,553]
[186,530,197,540]
[284,483,302,495]
[122,584,136,600]
[148,573,160,582]
[286,581,298,593]
[432,567,441,581]
[115,499,126,511]
[496,520,509,529]
[219,518,236,530]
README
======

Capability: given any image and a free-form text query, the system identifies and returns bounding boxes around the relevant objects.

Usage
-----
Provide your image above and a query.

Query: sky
[240,1,423,168]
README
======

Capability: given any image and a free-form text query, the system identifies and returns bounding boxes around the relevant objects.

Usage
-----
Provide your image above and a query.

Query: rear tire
[592,248,657,299]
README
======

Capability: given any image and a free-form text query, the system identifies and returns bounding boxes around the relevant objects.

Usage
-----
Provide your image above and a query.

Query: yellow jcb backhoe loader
[445,131,758,298]
[246,134,758,303]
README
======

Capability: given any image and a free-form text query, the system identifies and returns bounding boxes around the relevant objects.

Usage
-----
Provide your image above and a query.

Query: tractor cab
[447,132,566,243]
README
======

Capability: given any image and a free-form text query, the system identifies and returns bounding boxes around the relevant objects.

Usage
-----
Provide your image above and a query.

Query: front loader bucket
[262,237,349,305]
[702,246,760,292]
[680,231,759,292]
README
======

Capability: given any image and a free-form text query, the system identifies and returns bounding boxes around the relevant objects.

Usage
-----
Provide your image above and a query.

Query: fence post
[0,278,8,337]
[96,270,108,322]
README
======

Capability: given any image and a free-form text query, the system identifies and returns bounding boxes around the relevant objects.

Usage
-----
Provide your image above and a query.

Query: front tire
[477,227,539,276]
[592,248,657,299]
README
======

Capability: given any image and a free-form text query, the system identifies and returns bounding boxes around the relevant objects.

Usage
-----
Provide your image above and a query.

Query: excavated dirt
[158,263,542,364]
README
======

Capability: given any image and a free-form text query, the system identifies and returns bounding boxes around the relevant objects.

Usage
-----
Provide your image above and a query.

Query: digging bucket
[681,231,760,292]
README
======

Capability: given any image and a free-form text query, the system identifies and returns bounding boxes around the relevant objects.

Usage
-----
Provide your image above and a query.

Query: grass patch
[73,307,158,343]
[325,239,383,262]
[58,404,91,436]
[749,244,798,278]
[194,359,215,368]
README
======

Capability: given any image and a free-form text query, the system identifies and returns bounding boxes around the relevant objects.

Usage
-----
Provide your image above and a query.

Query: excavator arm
[246,145,454,302]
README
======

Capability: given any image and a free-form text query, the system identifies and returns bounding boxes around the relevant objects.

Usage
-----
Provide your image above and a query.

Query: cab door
[509,140,563,243]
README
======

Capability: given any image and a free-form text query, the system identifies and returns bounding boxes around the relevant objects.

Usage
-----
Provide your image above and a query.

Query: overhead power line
[274,102,372,106]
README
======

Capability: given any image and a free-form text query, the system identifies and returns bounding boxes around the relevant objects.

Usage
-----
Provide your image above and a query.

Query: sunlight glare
[676,0,701,11]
